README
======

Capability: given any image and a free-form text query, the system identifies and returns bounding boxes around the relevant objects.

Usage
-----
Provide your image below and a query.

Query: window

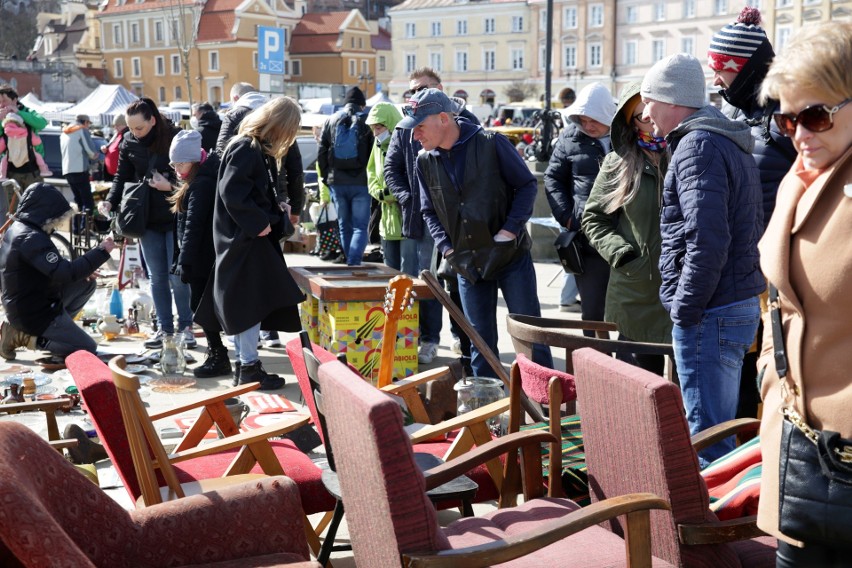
[457,19,467,35]
[350,37,355,48]
[131,57,141,77]
[405,53,416,74]
[405,22,416,38]
[564,44,576,68]
[484,17,495,34]
[361,59,369,75]
[171,54,180,74]
[776,0,792,6]
[626,5,637,24]
[349,59,356,76]
[430,51,442,71]
[292,60,301,76]
[155,56,164,75]
[174,85,182,100]
[715,0,727,15]
[511,16,524,33]
[683,0,696,18]
[171,20,180,41]
[588,42,602,68]
[539,43,546,71]
[358,37,363,48]
[154,20,163,42]
[539,9,547,31]
[378,55,386,71]
[681,36,694,55]
[652,39,666,62]
[252,51,257,70]
[655,2,666,21]
[431,21,441,36]
[158,86,166,103]
[130,22,139,44]
[746,0,760,7]
[455,50,468,71]
[564,6,577,28]
[483,48,496,71]
[589,4,604,27]
[775,26,791,48]
[113,58,124,78]
[511,47,524,70]
[209,51,219,71]
[625,40,637,65]
[113,23,123,46]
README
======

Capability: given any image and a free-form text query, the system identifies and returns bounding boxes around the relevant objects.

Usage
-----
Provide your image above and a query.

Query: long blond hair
[231,96,301,160]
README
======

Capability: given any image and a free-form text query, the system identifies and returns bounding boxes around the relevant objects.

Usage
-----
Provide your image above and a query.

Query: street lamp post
[357,73,374,96]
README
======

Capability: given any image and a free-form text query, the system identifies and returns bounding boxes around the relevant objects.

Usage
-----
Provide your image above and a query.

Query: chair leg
[318,499,346,567]
[314,509,334,535]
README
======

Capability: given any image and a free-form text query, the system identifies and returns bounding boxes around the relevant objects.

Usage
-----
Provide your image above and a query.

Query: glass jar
[453,377,505,433]
[159,333,186,376]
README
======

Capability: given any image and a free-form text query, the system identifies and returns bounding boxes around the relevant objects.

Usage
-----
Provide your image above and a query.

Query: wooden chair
[0,396,78,452]
[572,348,774,567]
[317,357,675,568]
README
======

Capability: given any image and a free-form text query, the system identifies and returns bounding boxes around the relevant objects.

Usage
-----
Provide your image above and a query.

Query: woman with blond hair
[195,96,304,390]
[755,22,852,566]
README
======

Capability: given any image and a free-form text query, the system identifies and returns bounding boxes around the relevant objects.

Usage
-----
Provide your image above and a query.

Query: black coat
[176,153,219,281]
[194,136,304,335]
[214,105,252,156]
[196,110,222,153]
[0,184,110,335]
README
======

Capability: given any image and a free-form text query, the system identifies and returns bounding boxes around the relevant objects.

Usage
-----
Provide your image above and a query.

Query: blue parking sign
[258,27,285,74]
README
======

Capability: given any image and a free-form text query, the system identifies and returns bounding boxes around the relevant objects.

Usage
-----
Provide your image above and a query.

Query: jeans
[234,323,261,365]
[139,229,192,334]
[672,296,760,466]
[400,231,442,345]
[560,272,579,305]
[65,172,94,212]
[39,278,98,356]
[457,251,553,377]
[382,238,416,272]
[331,184,371,266]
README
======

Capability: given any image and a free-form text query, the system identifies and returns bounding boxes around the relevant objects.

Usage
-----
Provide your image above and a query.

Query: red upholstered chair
[0,421,320,568]
[572,348,775,568]
[318,358,676,568]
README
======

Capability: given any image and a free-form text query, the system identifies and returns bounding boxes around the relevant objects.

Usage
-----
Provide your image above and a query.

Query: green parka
[366,103,403,241]
[581,83,672,344]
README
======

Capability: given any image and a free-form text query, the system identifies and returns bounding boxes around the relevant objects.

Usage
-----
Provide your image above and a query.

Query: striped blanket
[519,414,588,505]
[700,435,762,520]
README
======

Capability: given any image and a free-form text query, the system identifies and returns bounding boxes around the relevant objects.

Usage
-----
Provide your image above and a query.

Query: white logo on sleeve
[46,252,59,264]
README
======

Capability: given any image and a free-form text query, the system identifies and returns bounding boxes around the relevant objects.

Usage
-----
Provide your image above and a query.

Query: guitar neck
[376,319,400,388]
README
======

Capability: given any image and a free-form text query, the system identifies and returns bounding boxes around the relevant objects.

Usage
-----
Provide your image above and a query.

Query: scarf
[637,130,667,152]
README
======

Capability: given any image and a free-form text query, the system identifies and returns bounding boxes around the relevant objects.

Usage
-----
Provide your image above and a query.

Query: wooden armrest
[404,492,670,568]
[382,367,453,394]
[423,430,556,491]
[149,383,260,420]
[0,398,69,413]
[166,415,310,464]
[678,515,766,545]
[691,418,760,452]
[407,398,510,445]
[49,439,78,450]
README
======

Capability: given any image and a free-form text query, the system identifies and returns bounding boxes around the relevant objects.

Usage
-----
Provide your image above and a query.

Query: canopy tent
[366,91,393,105]
[19,92,74,116]
[42,85,181,125]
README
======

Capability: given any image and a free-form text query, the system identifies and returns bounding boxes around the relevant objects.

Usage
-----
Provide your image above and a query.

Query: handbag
[265,156,296,240]
[554,230,584,275]
[769,284,852,545]
[316,204,341,258]
[115,181,149,239]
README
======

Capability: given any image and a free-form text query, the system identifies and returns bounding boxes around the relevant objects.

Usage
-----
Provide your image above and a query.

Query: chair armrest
[167,415,310,464]
[382,367,454,394]
[691,418,760,452]
[678,515,766,545]
[49,439,78,450]
[403,492,670,568]
[423,430,556,491]
[148,383,260,421]
[0,398,68,440]
[407,399,510,445]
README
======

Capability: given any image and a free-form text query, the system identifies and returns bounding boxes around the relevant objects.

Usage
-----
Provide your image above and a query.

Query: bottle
[109,286,124,319]
[159,333,186,376]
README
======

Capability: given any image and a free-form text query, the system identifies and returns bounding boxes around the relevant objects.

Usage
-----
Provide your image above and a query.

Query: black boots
[193,346,232,378]
[239,360,285,391]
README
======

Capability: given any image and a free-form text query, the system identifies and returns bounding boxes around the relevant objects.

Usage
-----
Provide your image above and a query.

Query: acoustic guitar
[376,275,413,388]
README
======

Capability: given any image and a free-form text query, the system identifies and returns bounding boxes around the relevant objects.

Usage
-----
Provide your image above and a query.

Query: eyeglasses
[632,113,650,124]
[773,98,851,137]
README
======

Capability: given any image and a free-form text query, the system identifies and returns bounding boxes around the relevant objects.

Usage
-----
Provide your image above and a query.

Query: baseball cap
[397,88,460,129]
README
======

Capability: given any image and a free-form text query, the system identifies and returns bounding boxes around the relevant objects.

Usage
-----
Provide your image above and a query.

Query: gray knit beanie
[641,53,707,109]
[169,129,202,164]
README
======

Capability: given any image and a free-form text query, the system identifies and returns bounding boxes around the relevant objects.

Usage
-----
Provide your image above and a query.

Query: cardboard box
[284,232,317,254]
[298,293,320,343]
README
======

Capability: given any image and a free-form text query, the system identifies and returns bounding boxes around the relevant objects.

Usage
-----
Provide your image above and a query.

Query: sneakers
[0,320,34,360]
[258,330,282,348]
[193,346,232,378]
[451,338,463,355]
[181,327,198,349]
[559,303,582,313]
[239,360,285,391]
[144,329,165,349]
[418,341,438,364]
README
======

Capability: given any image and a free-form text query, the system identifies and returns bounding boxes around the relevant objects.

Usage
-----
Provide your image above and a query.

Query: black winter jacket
[106,123,181,232]
[544,123,608,230]
[215,105,252,156]
[175,153,220,282]
[196,110,222,153]
[0,184,110,335]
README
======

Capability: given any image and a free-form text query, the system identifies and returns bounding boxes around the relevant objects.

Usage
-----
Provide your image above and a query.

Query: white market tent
[366,91,393,105]
[42,85,182,125]
[19,92,74,116]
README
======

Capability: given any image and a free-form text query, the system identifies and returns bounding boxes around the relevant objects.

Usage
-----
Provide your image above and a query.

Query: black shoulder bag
[770,283,852,545]
[264,155,296,240]
[115,155,157,239]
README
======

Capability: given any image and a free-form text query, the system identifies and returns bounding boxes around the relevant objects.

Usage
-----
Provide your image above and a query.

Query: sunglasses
[402,101,442,118]
[773,98,851,137]
[412,84,438,94]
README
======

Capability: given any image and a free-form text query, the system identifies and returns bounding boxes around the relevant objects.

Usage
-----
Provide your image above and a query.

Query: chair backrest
[66,349,145,501]
[514,352,576,406]
[573,348,741,568]
[301,346,338,471]
[108,356,186,506]
[318,359,451,567]
[0,422,134,566]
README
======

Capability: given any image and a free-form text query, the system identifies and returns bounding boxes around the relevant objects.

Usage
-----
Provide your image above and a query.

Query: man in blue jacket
[641,53,765,466]
[404,89,553,377]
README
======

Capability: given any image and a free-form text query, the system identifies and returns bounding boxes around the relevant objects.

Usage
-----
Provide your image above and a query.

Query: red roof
[198,12,237,42]
[99,0,194,16]
[293,11,350,35]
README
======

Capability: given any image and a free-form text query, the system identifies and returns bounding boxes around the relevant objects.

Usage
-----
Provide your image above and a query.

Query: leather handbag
[769,284,852,546]
[115,181,149,239]
[554,230,584,275]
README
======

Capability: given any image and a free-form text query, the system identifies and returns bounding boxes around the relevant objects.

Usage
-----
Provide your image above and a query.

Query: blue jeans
[382,238,416,272]
[234,323,261,365]
[457,251,553,376]
[560,272,579,305]
[331,184,371,266]
[139,229,192,334]
[400,231,441,344]
[672,297,760,467]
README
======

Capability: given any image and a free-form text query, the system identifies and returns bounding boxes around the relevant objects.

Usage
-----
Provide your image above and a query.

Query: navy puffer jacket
[659,105,765,327]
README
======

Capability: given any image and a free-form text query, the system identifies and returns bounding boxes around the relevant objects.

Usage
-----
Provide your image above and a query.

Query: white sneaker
[144,329,165,349]
[451,338,462,355]
[418,342,438,364]
[181,327,198,349]
[258,330,282,348]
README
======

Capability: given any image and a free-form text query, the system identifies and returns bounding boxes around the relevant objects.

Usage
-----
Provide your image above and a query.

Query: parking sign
[258,26,285,74]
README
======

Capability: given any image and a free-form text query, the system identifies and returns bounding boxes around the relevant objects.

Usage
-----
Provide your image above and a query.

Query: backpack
[104,129,124,176]
[332,110,364,170]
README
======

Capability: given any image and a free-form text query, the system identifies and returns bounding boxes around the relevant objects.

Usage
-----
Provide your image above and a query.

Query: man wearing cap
[60,114,100,230]
[544,82,616,320]
[405,88,553,377]
[640,53,764,466]
[317,86,374,265]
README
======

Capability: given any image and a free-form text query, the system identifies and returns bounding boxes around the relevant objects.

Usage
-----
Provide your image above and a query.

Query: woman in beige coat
[756,22,852,566]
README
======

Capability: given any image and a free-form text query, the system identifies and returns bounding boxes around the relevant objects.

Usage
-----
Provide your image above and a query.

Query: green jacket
[366,103,403,241]
[0,104,47,155]
[581,82,671,344]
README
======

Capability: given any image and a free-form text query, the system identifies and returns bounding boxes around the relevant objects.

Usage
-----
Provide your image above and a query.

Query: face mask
[189,116,199,130]
[375,130,390,145]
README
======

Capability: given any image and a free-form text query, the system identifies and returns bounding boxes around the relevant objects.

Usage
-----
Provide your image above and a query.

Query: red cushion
[516,353,576,405]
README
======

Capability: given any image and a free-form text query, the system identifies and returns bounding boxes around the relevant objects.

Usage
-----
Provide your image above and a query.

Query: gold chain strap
[782,407,852,464]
